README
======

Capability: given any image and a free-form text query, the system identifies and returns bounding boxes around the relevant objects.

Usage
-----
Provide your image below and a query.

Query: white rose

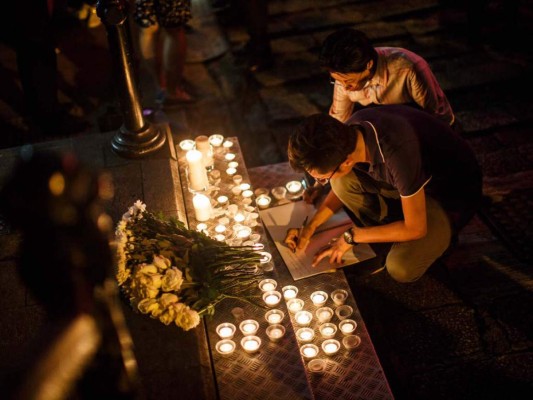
[153,254,171,271]
[162,268,184,292]
[159,293,179,308]
[174,304,201,331]
[159,308,176,325]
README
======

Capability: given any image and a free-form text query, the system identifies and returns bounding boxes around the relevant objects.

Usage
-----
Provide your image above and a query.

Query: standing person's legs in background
[162,26,193,104]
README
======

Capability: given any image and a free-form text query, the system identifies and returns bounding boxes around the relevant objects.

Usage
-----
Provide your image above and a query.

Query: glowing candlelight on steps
[319,323,337,339]
[241,336,261,353]
[225,153,236,161]
[208,134,224,147]
[315,307,334,323]
[239,319,259,336]
[300,344,319,359]
[216,323,236,339]
[258,279,277,292]
[216,339,235,356]
[186,150,208,191]
[178,139,195,151]
[265,309,285,324]
[322,339,340,356]
[310,291,328,306]
[256,194,271,209]
[296,328,315,343]
[286,180,302,194]
[262,291,281,307]
[282,285,298,299]
[339,319,357,335]
[295,311,312,326]
[217,195,229,206]
[287,298,304,313]
[266,325,285,342]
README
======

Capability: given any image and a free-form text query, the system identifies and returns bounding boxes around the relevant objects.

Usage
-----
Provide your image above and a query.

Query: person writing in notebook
[284,105,481,282]
[304,28,456,204]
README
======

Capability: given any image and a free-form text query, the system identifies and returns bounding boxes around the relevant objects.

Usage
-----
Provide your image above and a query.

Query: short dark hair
[288,114,359,173]
[319,28,377,73]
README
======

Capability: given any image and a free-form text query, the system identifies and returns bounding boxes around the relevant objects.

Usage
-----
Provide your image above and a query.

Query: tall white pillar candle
[186,150,209,191]
[193,194,212,222]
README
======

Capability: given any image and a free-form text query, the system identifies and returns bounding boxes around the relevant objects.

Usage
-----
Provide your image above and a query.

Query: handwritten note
[259,201,376,280]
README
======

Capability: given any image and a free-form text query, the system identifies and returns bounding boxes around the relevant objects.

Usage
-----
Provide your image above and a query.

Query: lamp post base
[111,123,167,159]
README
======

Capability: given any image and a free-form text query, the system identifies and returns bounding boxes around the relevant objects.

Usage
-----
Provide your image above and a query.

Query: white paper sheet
[259,201,376,280]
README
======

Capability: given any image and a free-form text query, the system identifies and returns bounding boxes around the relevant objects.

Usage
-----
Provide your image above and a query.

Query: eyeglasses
[315,162,342,186]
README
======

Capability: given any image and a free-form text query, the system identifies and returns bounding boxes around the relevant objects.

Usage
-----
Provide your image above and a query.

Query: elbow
[411,226,427,240]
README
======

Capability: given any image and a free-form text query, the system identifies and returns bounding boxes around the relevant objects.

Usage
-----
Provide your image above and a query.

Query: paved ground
[1,0,532,399]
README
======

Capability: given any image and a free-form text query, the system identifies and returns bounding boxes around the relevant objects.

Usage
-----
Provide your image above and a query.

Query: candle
[231,307,244,321]
[232,174,243,185]
[286,180,302,194]
[196,223,208,233]
[282,286,298,300]
[217,195,229,206]
[342,334,361,350]
[300,344,319,359]
[287,298,304,313]
[240,183,251,191]
[231,185,242,196]
[254,187,269,196]
[216,323,236,339]
[321,339,340,356]
[234,212,245,223]
[258,279,277,292]
[186,150,208,191]
[178,139,195,151]
[225,153,236,161]
[266,324,285,342]
[208,134,224,147]
[319,323,337,339]
[242,189,253,199]
[228,161,239,169]
[310,291,328,307]
[218,217,230,225]
[256,194,271,209]
[240,336,261,353]
[226,167,237,176]
[214,224,226,234]
[271,186,287,200]
[214,234,226,242]
[239,319,259,336]
[335,305,353,320]
[262,291,282,307]
[236,226,252,239]
[339,319,357,335]
[307,359,327,374]
[193,194,212,222]
[296,328,315,343]
[331,289,348,306]
[195,135,214,171]
[215,339,236,356]
[315,307,334,323]
[222,140,233,149]
[295,311,312,326]
[265,309,285,325]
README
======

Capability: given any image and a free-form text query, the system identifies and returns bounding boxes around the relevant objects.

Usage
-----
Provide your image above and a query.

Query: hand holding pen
[284,216,309,253]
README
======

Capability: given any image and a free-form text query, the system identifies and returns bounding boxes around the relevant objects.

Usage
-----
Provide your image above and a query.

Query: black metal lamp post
[97,0,166,158]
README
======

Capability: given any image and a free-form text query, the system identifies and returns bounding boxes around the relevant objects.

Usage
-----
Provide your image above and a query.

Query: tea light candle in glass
[242,189,254,199]
[222,140,233,149]
[258,251,273,269]
[178,139,195,151]
[296,328,315,343]
[228,161,239,169]
[258,279,277,292]
[262,291,282,307]
[216,339,236,356]
[196,223,208,233]
[225,153,236,161]
[241,336,261,354]
[300,344,319,359]
[234,212,245,223]
[240,183,251,191]
[208,134,224,147]
[239,319,259,336]
[286,180,302,194]
[322,339,341,356]
[339,319,357,335]
[256,194,271,209]
[266,324,285,342]
[342,335,361,350]
[271,186,287,200]
[231,307,244,321]
[319,323,337,339]
[295,311,313,326]
[310,291,328,307]
[236,226,252,240]
[232,174,243,185]
[265,309,285,325]
[307,359,327,374]
[231,185,242,196]
[217,195,229,206]
[315,307,334,323]
[214,224,226,234]
[282,285,298,300]
[287,298,304,314]
[216,323,236,339]
[214,234,226,242]
[226,167,237,176]
[331,289,348,306]
[335,305,354,320]
[254,187,269,196]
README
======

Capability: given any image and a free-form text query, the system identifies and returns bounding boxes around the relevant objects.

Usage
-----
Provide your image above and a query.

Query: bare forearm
[353,220,426,243]
[309,191,343,229]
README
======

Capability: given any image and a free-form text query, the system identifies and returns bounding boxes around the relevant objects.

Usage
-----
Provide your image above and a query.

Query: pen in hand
[294,216,309,253]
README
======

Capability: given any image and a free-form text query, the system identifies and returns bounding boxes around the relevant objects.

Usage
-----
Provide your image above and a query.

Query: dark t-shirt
[346,105,482,229]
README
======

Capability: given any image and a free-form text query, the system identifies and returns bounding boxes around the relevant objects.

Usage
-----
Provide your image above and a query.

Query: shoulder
[376,47,428,71]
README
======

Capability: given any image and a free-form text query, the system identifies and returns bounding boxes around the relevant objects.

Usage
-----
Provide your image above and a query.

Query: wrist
[343,226,357,245]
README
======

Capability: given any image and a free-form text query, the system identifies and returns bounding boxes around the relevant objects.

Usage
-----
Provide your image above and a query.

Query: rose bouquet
[115,201,264,331]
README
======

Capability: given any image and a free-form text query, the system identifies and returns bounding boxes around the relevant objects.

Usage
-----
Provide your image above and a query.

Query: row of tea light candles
[214,280,361,358]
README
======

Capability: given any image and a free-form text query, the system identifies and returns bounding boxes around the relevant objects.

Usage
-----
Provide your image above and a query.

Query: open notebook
[259,201,376,280]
